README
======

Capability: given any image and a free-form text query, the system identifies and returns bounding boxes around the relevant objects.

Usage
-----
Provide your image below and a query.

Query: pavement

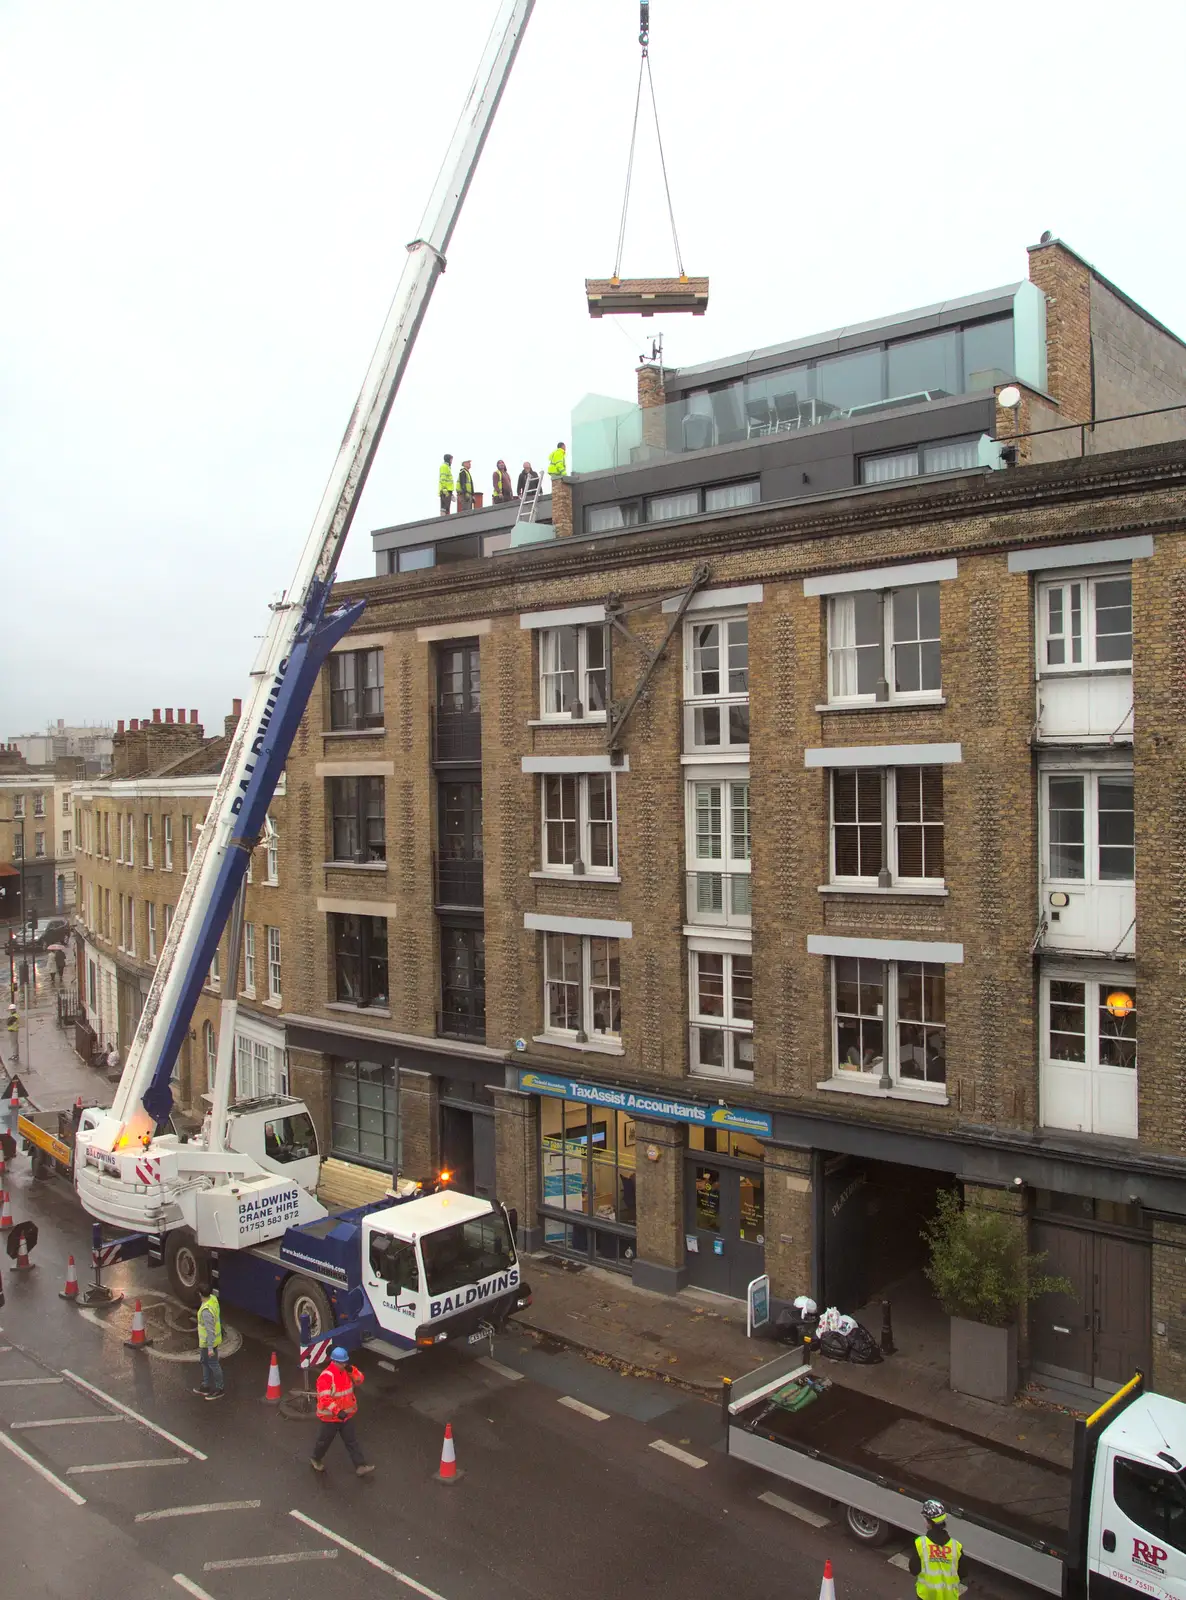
[0,1163,1040,1600]
[516,1256,1078,1469]
[6,942,111,1114]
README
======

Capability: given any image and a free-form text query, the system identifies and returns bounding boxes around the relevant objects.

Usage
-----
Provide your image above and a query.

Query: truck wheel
[844,1506,890,1546]
[165,1229,204,1308]
[280,1277,333,1348]
[30,1147,55,1181]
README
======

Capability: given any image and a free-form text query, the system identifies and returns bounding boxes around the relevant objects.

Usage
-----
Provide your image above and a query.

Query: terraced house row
[70,237,1186,1400]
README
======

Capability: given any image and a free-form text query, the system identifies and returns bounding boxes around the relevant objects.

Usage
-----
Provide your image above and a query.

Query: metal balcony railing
[437,1007,486,1045]
[434,853,484,908]
[685,870,752,928]
[433,710,482,764]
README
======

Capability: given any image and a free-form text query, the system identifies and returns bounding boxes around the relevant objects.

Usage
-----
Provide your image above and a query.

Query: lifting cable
[612,3,687,283]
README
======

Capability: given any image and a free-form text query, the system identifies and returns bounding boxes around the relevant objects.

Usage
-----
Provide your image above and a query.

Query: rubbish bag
[847,1322,884,1364]
[818,1328,852,1361]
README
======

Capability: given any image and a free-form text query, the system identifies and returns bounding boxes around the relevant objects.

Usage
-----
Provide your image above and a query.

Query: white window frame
[540,773,617,876]
[209,943,220,992]
[688,943,754,1082]
[34,831,45,858]
[829,957,948,1095]
[62,829,71,853]
[204,1021,217,1091]
[1036,568,1133,675]
[126,896,135,957]
[144,813,154,869]
[1041,768,1134,888]
[12,796,24,819]
[163,815,174,870]
[33,793,45,818]
[683,611,750,753]
[538,624,608,721]
[1040,968,1137,1136]
[243,922,256,997]
[542,932,621,1044]
[126,813,134,866]
[183,814,194,869]
[266,815,279,885]
[117,813,126,863]
[267,926,282,1002]
[826,582,943,706]
[62,792,70,815]
[829,766,945,888]
[147,902,157,960]
[685,775,751,927]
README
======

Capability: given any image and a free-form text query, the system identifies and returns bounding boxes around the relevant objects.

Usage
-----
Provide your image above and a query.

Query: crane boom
[95,0,536,1154]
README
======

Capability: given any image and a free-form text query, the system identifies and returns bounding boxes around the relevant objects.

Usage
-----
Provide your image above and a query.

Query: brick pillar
[963,1182,1031,1365]
[551,478,573,538]
[762,1145,814,1302]
[630,1118,687,1294]
[289,1046,331,1153]
[1152,1219,1186,1402]
[637,363,668,452]
[492,1086,542,1251]
[398,1068,439,1179]
[1027,240,1093,422]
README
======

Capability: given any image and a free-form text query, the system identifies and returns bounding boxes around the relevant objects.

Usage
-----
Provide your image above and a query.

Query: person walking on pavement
[909,1500,963,1600]
[548,441,567,482]
[310,1346,374,1476]
[194,1285,225,1400]
[53,948,65,986]
[516,460,539,498]
[457,459,475,512]
[492,460,512,502]
[439,454,455,515]
[106,1041,120,1076]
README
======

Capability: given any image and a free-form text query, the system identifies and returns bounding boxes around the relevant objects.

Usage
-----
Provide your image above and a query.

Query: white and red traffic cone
[59,1255,79,1301]
[0,1191,14,1231]
[819,1559,836,1600]
[435,1421,463,1484]
[14,1233,33,1271]
[9,1088,18,1114]
[123,1298,152,1348]
[263,1351,282,1404]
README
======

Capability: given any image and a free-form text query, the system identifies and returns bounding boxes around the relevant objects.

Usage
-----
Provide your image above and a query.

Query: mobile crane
[73,0,536,1358]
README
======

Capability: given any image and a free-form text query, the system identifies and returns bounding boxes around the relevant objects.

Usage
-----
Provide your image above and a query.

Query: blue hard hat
[331,1346,349,1363]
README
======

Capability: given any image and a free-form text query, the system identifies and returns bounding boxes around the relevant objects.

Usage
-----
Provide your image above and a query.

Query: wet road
[0,1161,1036,1600]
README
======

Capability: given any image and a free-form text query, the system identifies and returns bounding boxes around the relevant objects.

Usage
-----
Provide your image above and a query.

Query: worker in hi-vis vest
[439,454,455,515]
[310,1346,374,1476]
[194,1286,225,1400]
[909,1500,963,1600]
[457,459,475,512]
[492,460,512,502]
[548,442,567,482]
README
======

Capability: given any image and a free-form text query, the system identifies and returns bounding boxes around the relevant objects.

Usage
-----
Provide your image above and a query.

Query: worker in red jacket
[310,1346,374,1476]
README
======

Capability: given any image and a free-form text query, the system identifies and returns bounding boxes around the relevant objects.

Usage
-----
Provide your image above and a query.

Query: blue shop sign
[518,1069,773,1139]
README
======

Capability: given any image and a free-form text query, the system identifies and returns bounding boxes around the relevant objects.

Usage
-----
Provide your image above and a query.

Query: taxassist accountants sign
[518,1070,773,1138]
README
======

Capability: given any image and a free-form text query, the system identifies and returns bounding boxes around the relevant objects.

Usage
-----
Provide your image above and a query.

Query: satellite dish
[997,385,1022,409]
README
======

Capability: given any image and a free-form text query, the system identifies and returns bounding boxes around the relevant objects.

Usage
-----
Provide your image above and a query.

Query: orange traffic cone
[59,1255,80,1301]
[819,1560,836,1600]
[0,1191,11,1231]
[14,1232,33,1271]
[263,1351,282,1404]
[435,1421,463,1484]
[123,1298,152,1348]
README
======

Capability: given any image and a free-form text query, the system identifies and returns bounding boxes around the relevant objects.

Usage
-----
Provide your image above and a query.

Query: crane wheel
[165,1228,204,1308]
[280,1276,333,1349]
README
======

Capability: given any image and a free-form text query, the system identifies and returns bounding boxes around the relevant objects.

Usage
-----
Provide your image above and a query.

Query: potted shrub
[923,1190,1072,1403]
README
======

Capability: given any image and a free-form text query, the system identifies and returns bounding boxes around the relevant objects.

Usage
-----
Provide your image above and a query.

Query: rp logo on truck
[1133,1539,1168,1571]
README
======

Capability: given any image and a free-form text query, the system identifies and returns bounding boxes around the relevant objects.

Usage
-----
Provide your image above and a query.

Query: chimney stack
[191,709,199,724]
[117,719,125,734]
[152,709,161,723]
[130,719,139,731]
[165,708,174,724]
[233,698,242,717]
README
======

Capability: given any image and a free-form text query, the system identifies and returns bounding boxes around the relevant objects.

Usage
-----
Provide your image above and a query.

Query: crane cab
[225,1095,321,1194]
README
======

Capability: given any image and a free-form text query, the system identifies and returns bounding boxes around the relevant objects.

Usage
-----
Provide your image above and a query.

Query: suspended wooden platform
[586,276,709,318]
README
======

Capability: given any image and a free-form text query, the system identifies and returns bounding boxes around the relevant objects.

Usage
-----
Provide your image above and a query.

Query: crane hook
[639,2,649,51]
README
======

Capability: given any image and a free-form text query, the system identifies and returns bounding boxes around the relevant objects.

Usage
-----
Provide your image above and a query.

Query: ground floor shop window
[331,1057,399,1169]
[539,1097,636,1266]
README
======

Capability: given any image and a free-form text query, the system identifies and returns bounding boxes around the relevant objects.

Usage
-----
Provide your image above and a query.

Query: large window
[147,902,157,960]
[265,814,279,884]
[235,1034,281,1100]
[144,813,154,868]
[439,924,485,1042]
[1042,974,1137,1138]
[686,778,750,925]
[437,781,483,905]
[827,582,941,702]
[242,922,256,996]
[684,614,750,751]
[689,948,754,1081]
[860,438,978,485]
[1043,772,1134,885]
[1037,572,1132,672]
[331,1058,399,1169]
[421,1213,515,1295]
[539,625,607,719]
[540,1097,636,1267]
[586,501,644,534]
[163,814,174,870]
[329,647,384,730]
[204,1021,217,1091]
[831,958,947,1091]
[541,774,616,875]
[266,925,281,1002]
[543,934,621,1043]
[331,913,388,1008]
[830,766,944,885]
[328,776,386,864]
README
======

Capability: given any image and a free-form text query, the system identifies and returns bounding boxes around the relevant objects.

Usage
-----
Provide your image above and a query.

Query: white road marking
[649,1439,708,1469]
[12,1415,126,1430]
[557,1395,609,1421]
[477,1356,524,1382]
[758,1489,831,1527]
[205,1551,338,1570]
[60,1370,207,1461]
[290,1510,450,1600]
[0,1377,65,1386]
[0,1345,13,1354]
[173,1578,217,1600]
[888,1553,912,1570]
[68,1457,187,1474]
[0,1430,87,1506]
[137,1499,263,1522]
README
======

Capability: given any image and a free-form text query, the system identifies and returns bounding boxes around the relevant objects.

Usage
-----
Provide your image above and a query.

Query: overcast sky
[3,0,1184,738]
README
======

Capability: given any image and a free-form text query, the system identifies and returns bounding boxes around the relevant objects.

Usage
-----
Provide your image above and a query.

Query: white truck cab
[1088,1391,1186,1600]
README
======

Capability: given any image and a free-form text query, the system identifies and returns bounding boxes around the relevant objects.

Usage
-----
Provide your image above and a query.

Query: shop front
[518,1068,772,1294]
